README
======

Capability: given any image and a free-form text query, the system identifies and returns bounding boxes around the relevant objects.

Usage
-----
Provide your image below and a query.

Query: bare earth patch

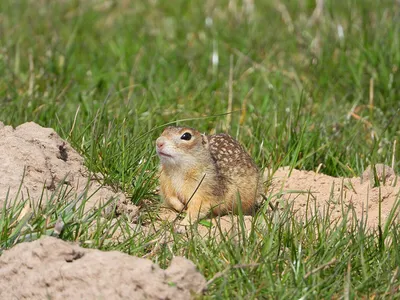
[269,165,400,228]
[0,236,206,300]
[0,121,128,212]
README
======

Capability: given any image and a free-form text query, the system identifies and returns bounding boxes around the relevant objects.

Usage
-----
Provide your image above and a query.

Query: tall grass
[0,0,399,298]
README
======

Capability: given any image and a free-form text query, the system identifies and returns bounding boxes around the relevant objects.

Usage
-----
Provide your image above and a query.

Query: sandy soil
[0,121,399,299]
[0,121,131,214]
[268,165,399,228]
[0,236,206,300]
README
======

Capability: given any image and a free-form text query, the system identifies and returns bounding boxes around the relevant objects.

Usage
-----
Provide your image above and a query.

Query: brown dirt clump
[0,121,130,213]
[0,236,206,300]
[269,165,400,228]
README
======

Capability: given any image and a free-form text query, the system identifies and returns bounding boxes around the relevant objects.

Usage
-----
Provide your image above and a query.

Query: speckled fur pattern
[156,126,261,225]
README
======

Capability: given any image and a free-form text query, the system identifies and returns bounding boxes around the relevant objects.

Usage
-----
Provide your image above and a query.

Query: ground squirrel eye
[180,132,192,141]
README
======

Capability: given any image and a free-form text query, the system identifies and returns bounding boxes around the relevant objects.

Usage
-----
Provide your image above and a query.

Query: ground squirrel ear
[201,134,208,147]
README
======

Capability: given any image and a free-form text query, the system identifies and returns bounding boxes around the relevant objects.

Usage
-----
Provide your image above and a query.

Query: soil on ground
[268,165,399,228]
[0,121,127,212]
[0,236,206,300]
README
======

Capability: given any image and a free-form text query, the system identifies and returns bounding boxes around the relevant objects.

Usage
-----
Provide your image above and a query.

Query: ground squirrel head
[156,126,209,167]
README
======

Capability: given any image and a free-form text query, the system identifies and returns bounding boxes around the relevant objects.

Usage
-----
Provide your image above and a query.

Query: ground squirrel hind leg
[165,196,185,212]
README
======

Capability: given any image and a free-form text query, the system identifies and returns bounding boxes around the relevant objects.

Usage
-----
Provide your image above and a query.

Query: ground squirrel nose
[156,138,164,149]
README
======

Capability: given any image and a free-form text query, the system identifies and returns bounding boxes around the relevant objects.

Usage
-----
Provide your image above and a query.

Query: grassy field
[0,0,399,298]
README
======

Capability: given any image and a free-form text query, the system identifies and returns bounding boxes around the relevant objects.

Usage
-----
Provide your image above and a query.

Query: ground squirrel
[156,126,261,225]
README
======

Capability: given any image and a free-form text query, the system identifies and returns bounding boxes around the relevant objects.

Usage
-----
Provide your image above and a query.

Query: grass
[0,0,399,298]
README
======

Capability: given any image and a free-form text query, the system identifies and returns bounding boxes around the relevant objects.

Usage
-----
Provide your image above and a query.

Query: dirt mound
[0,236,205,300]
[269,165,400,228]
[0,121,127,211]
